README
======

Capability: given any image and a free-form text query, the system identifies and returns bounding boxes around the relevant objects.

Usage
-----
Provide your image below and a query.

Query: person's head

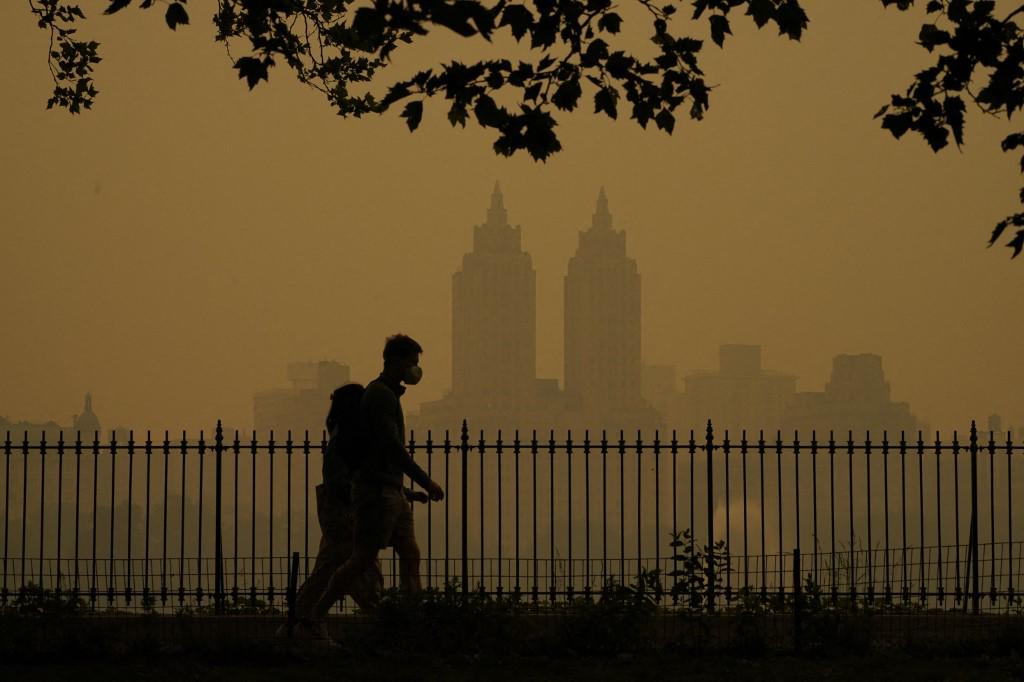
[382,334,423,386]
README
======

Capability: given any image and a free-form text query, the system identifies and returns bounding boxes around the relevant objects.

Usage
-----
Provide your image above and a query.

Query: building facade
[781,353,917,436]
[253,360,351,436]
[414,185,565,433]
[562,189,659,431]
[680,345,798,434]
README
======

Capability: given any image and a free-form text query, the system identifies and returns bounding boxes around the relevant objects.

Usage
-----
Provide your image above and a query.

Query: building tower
[451,183,537,408]
[563,189,645,423]
[72,392,101,435]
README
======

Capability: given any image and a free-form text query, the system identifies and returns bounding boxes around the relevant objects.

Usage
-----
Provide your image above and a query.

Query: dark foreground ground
[5,654,1024,682]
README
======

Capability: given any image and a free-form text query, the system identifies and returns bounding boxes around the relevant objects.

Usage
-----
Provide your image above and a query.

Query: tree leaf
[709,15,731,48]
[401,100,424,131]
[598,12,622,34]
[233,56,269,90]
[552,76,582,111]
[104,0,132,15]
[595,86,618,119]
[165,2,189,31]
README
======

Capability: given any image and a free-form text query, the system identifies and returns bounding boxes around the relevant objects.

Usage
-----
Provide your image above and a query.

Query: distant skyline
[1,3,1020,432]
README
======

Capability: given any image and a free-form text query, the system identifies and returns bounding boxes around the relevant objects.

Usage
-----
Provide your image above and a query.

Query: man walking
[311,334,443,623]
[280,384,381,641]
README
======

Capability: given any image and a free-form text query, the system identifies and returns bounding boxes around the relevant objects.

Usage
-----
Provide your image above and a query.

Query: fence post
[461,420,469,596]
[793,547,802,653]
[969,420,980,615]
[705,420,715,612]
[214,420,224,615]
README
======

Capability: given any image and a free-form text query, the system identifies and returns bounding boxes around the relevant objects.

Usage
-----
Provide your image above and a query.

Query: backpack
[323,383,367,492]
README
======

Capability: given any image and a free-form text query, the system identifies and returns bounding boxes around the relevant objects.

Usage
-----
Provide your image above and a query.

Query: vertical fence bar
[514,430,520,594]
[705,420,714,612]
[1008,431,1014,603]
[811,431,818,588]
[722,430,730,601]
[426,430,434,589]
[953,430,961,603]
[741,431,749,592]
[935,431,943,603]
[619,431,626,586]
[988,430,996,603]
[39,432,46,589]
[653,430,660,600]
[759,431,766,599]
[304,432,310,580]
[233,431,240,601]
[917,432,925,603]
[178,432,186,606]
[108,432,115,605]
[74,433,82,597]
[2,432,8,603]
[144,432,152,606]
[250,432,257,604]
[215,421,224,614]
[268,431,275,603]
[584,430,591,596]
[865,431,873,604]
[970,421,980,614]
[775,431,783,598]
[21,432,28,598]
[829,432,836,604]
[285,430,292,597]
[690,430,697,591]
[549,430,556,601]
[900,432,908,603]
[460,421,469,596]
[497,430,505,593]
[883,431,891,603]
[636,430,642,584]
[445,430,451,587]
[602,431,608,590]
[672,430,679,596]
[127,431,134,603]
[531,430,538,602]
[847,432,854,603]
[57,433,64,592]
[161,432,169,606]
[197,431,205,605]
[479,430,486,594]
[89,431,98,606]
[566,430,573,598]
[793,431,801,596]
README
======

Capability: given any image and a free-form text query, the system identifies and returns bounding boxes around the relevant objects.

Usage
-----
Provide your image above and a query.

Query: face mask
[404,365,423,385]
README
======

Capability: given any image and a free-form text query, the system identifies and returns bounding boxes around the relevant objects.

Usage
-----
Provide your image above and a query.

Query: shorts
[351,482,416,551]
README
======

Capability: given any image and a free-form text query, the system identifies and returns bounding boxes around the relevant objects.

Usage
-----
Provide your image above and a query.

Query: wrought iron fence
[1,420,1021,614]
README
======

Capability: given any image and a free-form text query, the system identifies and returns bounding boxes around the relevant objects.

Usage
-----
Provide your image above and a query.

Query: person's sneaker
[295,620,346,651]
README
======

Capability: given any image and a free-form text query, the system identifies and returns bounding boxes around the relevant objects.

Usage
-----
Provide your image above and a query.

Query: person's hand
[424,479,445,502]
[407,490,430,504]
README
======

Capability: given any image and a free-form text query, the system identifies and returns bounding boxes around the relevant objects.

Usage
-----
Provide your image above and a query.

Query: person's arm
[403,486,429,503]
[364,385,432,489]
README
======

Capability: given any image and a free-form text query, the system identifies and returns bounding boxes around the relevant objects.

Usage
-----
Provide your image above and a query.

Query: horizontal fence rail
[1,421,1021,615]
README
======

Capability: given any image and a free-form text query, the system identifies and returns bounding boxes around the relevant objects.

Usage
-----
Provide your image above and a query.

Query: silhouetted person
[310,334,443,632]
[280,384,382,640]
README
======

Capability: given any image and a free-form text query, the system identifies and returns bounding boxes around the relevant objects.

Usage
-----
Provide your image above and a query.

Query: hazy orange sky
[1,2,1020,434]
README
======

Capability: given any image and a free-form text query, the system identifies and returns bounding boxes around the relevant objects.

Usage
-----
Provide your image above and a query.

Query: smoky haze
[1,3,1021,435]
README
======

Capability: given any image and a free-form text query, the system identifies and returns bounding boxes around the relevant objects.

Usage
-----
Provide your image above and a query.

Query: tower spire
[592,187,612,230]
[486,181,508,226]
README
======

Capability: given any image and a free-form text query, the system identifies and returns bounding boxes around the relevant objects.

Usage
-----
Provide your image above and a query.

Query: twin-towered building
[252,184,927,437]
[413,184,659,434]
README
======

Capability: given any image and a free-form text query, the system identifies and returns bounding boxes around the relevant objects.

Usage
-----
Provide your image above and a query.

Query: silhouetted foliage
[25,0,1024,257]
